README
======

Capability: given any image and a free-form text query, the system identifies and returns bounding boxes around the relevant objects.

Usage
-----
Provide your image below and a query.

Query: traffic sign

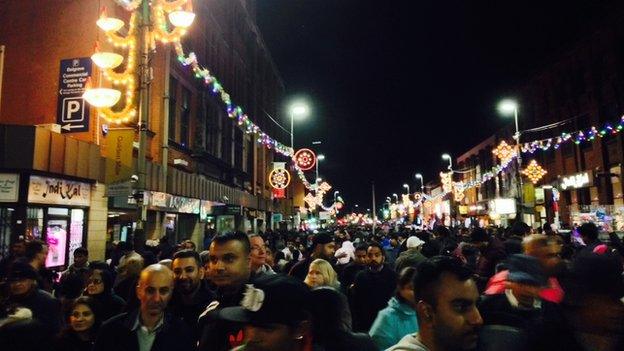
[56,58,92,133]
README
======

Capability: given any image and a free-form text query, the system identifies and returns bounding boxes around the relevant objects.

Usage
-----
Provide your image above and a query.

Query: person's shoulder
[386,333,427,351]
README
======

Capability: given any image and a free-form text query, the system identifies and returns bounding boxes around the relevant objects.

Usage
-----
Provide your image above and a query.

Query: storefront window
[26,208,44,241]
[46,219,68,268]
[69,209,84,266]
[0,208,13,258]
[217,215,235,234]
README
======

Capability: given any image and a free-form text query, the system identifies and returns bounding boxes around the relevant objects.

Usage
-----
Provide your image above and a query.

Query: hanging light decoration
[91,52,124,70]
[168,10,196,28]
[492,140,517,164]
[83,87,122,108]
[522,160,548,184]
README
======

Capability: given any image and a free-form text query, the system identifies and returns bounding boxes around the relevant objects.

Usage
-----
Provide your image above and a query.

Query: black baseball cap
[312,232,333,246]
[218,274,312,326]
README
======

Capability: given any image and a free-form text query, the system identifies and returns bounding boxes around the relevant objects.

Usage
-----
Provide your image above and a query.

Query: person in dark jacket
[471,228,506,290]
[169,249,215,342]
[84,267,126,321]
[5,259,62,336]
[351,242,398,332]
[289,232,337,281]
[310,286,377,351]
[93,264,194,351]
[54,296,102,351]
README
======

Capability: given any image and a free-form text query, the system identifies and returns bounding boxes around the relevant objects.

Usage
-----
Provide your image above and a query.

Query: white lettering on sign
[560,172,590,190]
[0,173,19,202]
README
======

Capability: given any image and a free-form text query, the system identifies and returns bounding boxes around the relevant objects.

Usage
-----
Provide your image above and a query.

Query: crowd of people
[1,220,623,351]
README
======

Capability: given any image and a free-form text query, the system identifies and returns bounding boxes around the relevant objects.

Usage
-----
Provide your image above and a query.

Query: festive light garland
[269,168,291,190]
[492,140,517,164]
[522,160,548,184]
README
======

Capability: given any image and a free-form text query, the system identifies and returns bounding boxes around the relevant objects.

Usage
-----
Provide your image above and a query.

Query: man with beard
[169,249,216,342]
[351,242,397,332]
[289,232,336,281]
[198,232,252,351]
[387,256,483,351]
[94,264,194,351]
[339,243,369,294]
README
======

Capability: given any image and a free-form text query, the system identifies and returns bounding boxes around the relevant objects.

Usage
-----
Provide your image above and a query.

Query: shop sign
[0,173,19,202]
[200,200,224,221]
[489,198,516,215]
[226,205,242,215]
[28,176,91,206]
[56,58,92,133]
[560,171,592,190]
[146,191,200,214]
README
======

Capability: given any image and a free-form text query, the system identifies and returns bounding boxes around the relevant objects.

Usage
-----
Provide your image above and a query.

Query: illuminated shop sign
[28,176,91,206]
[560,171,592,190]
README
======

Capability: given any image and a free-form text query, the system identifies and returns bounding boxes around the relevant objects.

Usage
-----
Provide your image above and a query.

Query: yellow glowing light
[83,88,121,108]
[91,52,124,69]
[492,140,517,164]
[522,160,548,184]
[168,11,195,28]
[97,17,125,32]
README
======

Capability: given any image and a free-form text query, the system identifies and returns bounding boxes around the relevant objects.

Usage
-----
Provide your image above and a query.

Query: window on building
[180,87,191,147]
[168,77,178,142]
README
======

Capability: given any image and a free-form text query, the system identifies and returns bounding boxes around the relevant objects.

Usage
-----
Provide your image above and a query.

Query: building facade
[0,0,295,262]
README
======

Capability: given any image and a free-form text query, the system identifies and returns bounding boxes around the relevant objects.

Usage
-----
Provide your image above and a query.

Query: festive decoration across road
[269,168,291,189]
[293,149,316,171]
[522,160,547,184]
[492,140,517,164]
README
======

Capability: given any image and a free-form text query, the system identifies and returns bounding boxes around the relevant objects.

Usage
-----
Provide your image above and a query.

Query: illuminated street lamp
[498,98,524,217]
[442,153,453,171]
[392,193,398,203]
[415,173,424,193]
[289,102,309,149]
[403,183,410,195]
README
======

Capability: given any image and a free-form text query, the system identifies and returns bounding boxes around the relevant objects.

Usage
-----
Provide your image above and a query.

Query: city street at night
[1,1,624,351]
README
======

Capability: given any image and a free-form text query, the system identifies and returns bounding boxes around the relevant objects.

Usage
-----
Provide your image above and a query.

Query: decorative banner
[318,182,332,193]
[522,160,547,184]
[293,148,316,171]
[453,182,465,202]
[440,171,453,193]
[105,128,135,184]
[304,193,318,208]
[269,168,291,189]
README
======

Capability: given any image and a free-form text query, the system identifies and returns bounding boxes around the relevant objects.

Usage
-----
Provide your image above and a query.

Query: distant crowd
[1,221,623,351]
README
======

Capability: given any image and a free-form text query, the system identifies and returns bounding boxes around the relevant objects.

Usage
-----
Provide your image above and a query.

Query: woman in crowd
[304,258,340,289]
[368,266,419,350]
[54,296,101,351]
[83,268,126,321]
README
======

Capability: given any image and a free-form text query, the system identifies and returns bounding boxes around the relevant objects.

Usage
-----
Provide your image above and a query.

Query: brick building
[0,0,295,263]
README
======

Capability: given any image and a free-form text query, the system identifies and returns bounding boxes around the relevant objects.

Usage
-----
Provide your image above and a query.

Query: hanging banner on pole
[105,128,135,184]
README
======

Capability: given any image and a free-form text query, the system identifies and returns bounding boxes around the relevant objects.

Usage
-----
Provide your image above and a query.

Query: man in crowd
[578,222,602,252]
[289,232,336,281]
[339,243,369,294]
[169,249,216,342]
[0,239,25,279]
[217,274,315,351]
[485,234,565,303]
[248,234,275,276]
[60,247,89,280]
[199,232,253,351]
[4,259,62,336]
[470,228,506,289]
[388,256,482,351]
[94,264,194,351]
[351,242,397,332]
[478,254,577,351]
[395,236,426,273]
[24,240,54,292]
[117,241,144,271]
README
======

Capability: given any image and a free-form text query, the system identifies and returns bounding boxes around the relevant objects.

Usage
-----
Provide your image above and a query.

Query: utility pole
[372,181,376,236]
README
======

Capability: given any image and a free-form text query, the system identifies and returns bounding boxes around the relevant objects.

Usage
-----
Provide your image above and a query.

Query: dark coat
[350,265,398,332]
[198,285,247,351]
[8,288,62,335]
[93,310,194,351]
[168,280,216,342]
[54,331,95,351]
[288,256,314,281]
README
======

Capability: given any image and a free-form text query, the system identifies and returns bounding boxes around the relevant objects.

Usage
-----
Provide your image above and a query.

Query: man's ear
[198,266,205,279]
[416,300,434,322]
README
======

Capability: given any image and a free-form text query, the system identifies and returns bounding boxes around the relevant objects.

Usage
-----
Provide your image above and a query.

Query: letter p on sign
[62,97,85,122]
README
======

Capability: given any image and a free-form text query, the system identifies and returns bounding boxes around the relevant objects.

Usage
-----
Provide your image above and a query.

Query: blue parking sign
[56,58,92,133]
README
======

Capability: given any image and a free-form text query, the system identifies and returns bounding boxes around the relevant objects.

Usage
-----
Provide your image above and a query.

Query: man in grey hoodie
[387,256,482,351]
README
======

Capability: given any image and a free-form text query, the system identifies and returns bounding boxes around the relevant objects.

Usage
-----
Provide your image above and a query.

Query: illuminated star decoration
[492,140,517,164]
[269,168,291,189]
[440,171,453,193]
[522,160,547,184]
[453,182,465,202]
[293,148,316,171]
[304,193,318,208]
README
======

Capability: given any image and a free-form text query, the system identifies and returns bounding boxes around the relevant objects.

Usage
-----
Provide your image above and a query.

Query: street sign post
[56,58,92,133]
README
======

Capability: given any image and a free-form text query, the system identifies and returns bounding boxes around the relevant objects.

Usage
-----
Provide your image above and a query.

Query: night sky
[255,0,617,210]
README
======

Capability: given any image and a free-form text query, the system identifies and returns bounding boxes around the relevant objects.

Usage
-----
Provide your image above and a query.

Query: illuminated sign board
[560,171,592,190]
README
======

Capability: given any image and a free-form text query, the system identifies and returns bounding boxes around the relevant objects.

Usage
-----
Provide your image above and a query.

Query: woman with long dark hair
[54,297,101,351]
[83,268,126,321]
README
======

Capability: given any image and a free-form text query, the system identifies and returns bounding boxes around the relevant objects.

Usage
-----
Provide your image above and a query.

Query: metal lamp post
[498,99,524,219]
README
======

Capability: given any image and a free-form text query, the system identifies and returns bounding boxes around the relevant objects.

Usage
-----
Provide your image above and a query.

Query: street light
[289,102,309,149]
[316,154,325,187]
[403,183,410,195]
[498,98,523,217]
[415,173,424,193]
[442,154,453,171]
[392,193,398,203]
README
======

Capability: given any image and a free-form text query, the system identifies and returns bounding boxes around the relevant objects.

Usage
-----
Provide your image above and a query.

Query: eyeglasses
[87,278,103,285]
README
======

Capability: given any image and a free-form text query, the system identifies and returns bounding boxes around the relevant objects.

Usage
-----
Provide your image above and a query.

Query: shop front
[144,191,201,244]
[0,173,91,268]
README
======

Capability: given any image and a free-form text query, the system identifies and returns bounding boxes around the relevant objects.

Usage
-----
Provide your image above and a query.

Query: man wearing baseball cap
[218,274,318,351]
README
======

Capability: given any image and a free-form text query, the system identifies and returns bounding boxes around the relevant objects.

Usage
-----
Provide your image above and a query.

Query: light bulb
[168,11,195,28]
[97,17,125,32]
[83,88,121,108]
